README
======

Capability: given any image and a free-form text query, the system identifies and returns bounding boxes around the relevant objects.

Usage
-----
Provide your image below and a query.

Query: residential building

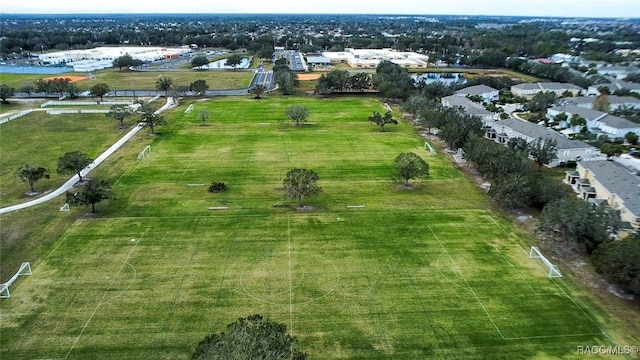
[596,65,639,79]
[511,82,584,99]
[454,85,499,103]
[485,118,600,166]
[560,95,640,111]
[547,105,640,138]
[589,80,640,96]
[441,95,494,125]
[566,160,640,230]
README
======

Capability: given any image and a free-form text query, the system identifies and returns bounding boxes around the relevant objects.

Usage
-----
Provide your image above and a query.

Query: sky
[2,0,640,18]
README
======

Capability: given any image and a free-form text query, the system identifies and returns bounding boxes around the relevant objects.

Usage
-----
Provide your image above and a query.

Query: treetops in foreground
[191,314,306,360]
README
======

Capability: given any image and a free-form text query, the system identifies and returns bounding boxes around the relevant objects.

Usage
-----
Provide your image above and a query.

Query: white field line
[465,217,614,342]
[427,225,506,340]
[65,239,141,359]
[350,218,393,355]
[288,215,294,335]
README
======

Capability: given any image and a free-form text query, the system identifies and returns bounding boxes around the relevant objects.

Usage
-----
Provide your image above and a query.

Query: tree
[106,105,133,129]
[507,137,530,157]
[350,72,371,92]
[282,168,322,208]
[16,165,50,193]
[89,83,110,101]
[592,234,640,295]
[57,151,92,182]
[155,75,173,97]
[402,95,430,118]
[225,54,243,70]
[529,137,558,169]
[139,112,166,135]
[600,143,624,159]
[569,114,586,131]
[250,84,266,99]
[624,131,639,145]
[552,112,568,126]
[275,69,299,95]
[524,91,556,113]
[69,178,115,213]
[0,84,15,103]
[19,84,35,97]
[538,198,620,253]
[368,110,398,132]
[192,314,307,360]
[438,112,483,150]
[393,152,429,186]
[592,94,610,112]
[189,79,209,96]
[372,60,414,100]
[191,55,210,68]
[284,105,309,126]
[112,54,142,70]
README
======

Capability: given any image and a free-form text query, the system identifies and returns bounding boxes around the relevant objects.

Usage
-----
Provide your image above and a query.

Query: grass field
[0,69,254,91]
[0,111,136,207]
[0,97,636,359]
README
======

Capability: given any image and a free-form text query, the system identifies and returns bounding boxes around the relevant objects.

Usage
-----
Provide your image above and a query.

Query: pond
[412,72,466,85]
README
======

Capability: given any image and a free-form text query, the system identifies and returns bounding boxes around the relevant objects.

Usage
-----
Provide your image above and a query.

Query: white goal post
[59,203,70,212]
[137,145,151,160]
[529,246,562,278]
[0,262,32,298]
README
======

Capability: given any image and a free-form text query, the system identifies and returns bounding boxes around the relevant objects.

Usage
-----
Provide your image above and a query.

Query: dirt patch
[43,75,88,83]
[296,73,323,81]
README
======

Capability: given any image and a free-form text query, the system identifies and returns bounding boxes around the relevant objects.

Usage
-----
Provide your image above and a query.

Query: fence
[41,100,132,108]
[0,110,33,125]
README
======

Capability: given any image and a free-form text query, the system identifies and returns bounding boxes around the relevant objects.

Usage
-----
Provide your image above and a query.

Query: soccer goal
[0,262,32,298]
[529,246,562,278]
[59,203,70,212]
[137,145,151,160]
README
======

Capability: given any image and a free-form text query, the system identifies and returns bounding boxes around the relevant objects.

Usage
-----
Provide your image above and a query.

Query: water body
[413,72,466,85]
[0,65,74,75]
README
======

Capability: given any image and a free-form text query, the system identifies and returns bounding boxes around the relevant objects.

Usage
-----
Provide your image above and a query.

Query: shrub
[208,182,228,193]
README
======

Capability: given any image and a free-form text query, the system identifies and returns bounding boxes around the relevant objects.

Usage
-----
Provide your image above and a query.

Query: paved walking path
[0,98,176,215]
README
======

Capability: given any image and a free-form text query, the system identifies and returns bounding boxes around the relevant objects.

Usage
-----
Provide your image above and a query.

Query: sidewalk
[0,97,176,215]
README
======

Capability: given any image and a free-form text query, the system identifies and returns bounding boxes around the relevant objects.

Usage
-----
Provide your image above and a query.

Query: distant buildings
[441,96,494,124]
[547,105,640,138]
[321,48,429,69]
[454,85,499,103]
[511,82,584,99]
[37,46,192,72]
[559,95,640,111]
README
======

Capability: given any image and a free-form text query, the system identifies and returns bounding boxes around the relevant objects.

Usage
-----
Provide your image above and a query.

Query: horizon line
[1,12,638,19]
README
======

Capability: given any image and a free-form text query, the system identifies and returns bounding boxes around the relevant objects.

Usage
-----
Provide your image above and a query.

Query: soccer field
[0,97,620,359]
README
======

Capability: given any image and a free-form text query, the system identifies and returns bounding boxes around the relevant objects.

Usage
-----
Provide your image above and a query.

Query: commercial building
[321,48,429,69]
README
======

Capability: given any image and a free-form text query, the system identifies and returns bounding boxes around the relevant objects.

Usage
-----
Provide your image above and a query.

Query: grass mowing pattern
[0,97,617,359]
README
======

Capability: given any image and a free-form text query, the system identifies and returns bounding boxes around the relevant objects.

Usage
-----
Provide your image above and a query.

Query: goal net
[137,145,151,160]
[0,262,32,298]
[59,203,70,212]
[529,246,562,278]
